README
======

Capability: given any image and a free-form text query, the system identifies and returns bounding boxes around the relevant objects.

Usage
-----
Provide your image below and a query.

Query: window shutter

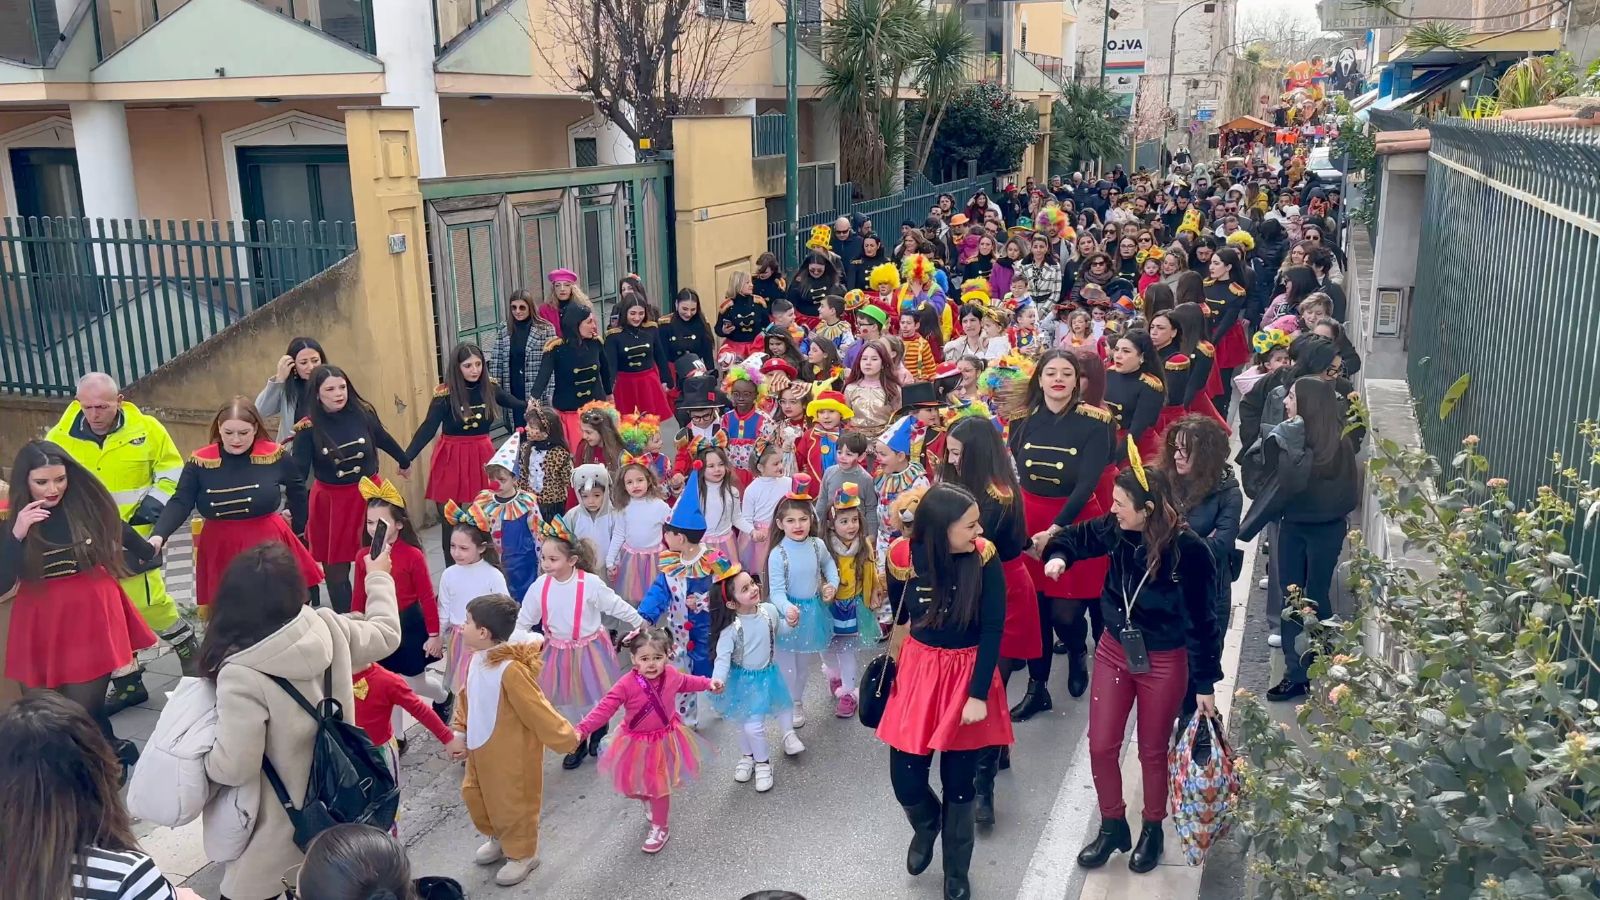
[727,0,747,21]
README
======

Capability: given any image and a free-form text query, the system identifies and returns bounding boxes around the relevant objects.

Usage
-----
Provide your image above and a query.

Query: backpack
[260,668,400,851]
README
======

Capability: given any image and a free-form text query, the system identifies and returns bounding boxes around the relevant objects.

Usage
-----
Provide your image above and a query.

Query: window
[702,0,749,22]
[573,137,598,168]
[1020,22,1028,51]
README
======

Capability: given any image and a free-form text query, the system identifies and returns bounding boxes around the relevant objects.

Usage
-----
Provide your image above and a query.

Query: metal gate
[421,162,672,359]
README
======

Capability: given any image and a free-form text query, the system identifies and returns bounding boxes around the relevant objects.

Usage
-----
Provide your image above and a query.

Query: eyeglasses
[690,411,717,424]
[282,864,302,899]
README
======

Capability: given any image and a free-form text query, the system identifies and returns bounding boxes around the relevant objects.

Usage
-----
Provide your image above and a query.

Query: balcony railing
[0,0,61,66]
[1021,51,1065,85]
[434,0,501,52]
[752,112,786,158]
[89,0,376,60]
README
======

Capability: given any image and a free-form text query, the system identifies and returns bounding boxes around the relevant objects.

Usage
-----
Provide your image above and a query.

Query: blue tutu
[711,663,794,720]
[777,595,835,653]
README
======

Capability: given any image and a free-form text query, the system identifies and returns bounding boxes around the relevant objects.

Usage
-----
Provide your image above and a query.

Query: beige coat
[204,571,401,900]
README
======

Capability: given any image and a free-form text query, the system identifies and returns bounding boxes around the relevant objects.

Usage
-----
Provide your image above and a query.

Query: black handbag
[857,651,897,728]
[1227,546,1245,583]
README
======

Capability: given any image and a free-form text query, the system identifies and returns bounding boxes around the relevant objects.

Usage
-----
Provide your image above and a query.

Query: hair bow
[358,475,405,509]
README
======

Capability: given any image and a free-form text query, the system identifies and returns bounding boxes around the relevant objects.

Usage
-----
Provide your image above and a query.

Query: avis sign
[1104,29,1146,95]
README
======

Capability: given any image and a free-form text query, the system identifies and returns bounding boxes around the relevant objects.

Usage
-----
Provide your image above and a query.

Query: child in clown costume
[637,464,731,727]
[866,262,901,324]
[720,360,771,490]
[873,415,932,567]
[619,412,669,485]
[898,253,952,340]
[793,388,852,486]
[443,432,543,606]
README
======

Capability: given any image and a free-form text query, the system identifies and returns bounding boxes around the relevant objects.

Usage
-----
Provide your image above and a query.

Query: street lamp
[1162,0,1215,175]
[1096,3,1119,89]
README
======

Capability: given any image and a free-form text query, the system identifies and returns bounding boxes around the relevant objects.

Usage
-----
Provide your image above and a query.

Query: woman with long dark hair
[531,301,616,451]
[1203,246,1252,414]
[1015,234,1063,310]
[1042,465,1221,873]
[1168,303,1230,430]
[291,365,410,614]
[0,693,189,900]
[150,397,320,610]
[488,289,557,429]
[877,483,1012,900]
[255,336,326,442]
[2,441,158,760]
[1003,350,1113,719]
[658,288,716,391]
[604,294,675,419]
[938,416,1030,825]
[407,342,525,556]
[293,823,462,900]
[1102,329,1167,461]
[1239,376,1360,702]
[788,250,841,329]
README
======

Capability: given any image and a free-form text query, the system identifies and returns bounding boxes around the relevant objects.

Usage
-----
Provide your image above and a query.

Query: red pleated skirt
[1021,488,1109,599]
[307,480,367,564]
[876,637,1014,753]
[196,514,323,606]
[1216,322,1249,369]
[424,433,495,505]
[1095,464,1118,512]
[6,570,157,687]
[1187,391,1231,432]
[999,554,1041,660]
[613,368,673,418]
[1205,363,1222,399]
[559,410,585,454]
[1154,404,1186,448]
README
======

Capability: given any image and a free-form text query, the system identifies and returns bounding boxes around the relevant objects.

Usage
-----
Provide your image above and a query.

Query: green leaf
[1438,372,1471,422]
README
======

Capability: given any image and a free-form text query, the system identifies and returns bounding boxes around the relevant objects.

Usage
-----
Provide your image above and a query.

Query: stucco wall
[672,116,767,320]
[440,96,596,174]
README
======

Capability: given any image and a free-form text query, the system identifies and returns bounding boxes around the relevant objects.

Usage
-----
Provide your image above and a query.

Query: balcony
[89,0,376,58]
[0,0,60,66]
[434,0,504,52]
[1020,51,1064,85]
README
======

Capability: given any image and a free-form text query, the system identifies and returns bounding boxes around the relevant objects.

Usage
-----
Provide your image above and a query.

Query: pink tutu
[614,544,659,605]
[597,720,707,799]
[740,532,771,582]
[704,531,744,571]
[540,630,623,720]
[444,626,470,693]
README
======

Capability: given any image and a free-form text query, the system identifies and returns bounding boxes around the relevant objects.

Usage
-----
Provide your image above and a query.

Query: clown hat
[539,513,576,544]
[868,262,901,291]
[760,357,798,380]
[855,304,888,330]
[843,289,867,311]
[880,415,917,456]
[786,473,817,501]
[669,463,709,532]
[899,380,945,413]
[707,552,743,583]
[806,390,854,421]
[833,483,862,511]
[486,430,523,478]
[676,367,730,412]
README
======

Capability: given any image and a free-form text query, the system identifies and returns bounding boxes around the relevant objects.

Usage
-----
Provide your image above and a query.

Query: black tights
[57,674,115,744]
[890,746,983,806]
[324,562,352,613]
[1215,367,1238,416]
[436,502,454,564]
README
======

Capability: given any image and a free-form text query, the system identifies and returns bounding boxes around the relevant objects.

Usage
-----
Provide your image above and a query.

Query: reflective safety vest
[45,401,184,532]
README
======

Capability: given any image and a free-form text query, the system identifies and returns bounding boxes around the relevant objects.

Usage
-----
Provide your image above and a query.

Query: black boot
[561,747,586,769]
[588,724,608,756]
[114,738,140,787]
[901,795,943,876]
[941,799,977,900]
[1064,605,1090,698]
[997,745,1010,770]
[973,749,998,827]
[1008,680,1053,722]
[1076,817,1132,868]
[432,695,455,727]
[104,671,149,716]
[1129,820,1164,873]
[162,622,201,678]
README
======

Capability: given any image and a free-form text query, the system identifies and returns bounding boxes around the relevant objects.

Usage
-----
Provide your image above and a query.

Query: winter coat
[489,318,557,408]
[1184,468,1243,591]
[204,570,402,900]
[1238,416,1310,541]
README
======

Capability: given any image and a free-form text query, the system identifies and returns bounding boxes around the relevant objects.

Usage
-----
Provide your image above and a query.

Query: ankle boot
[973,749,998,827]
[941,799,977,900]
[901,795,943,876]
[1076,816,1132,868]
[588,724,609,756]
[1065,607,1090,698]
[1129,820,1164,873]
[104,671,149,716]
[1008,680,1053,722]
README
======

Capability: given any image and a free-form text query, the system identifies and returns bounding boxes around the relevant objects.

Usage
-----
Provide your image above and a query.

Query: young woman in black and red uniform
[150,397,319,611]
[877,483,1012,900]
[1103,329,1167,462]
[718,270,770,360]
[406,341,525,556]
[604,294,674,419]
[3,440,158,759]
[1169,302,1229,430]
[532,301,615,451]
[658,288,716,395]
[1203,246,1252,414]
[1004,350,1113,721]
[292,364,410,614]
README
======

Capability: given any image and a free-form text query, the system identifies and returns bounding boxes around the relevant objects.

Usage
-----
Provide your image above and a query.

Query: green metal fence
[0,216,355,396]
[767,165,997,264]
[752,113,786,159]
[1407,118,1600,699]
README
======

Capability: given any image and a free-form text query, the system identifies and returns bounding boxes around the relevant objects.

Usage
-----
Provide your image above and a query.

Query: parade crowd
[1,149,1362,900]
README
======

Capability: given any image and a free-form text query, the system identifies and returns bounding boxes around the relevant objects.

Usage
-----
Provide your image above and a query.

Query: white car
[1307,147,1341,179]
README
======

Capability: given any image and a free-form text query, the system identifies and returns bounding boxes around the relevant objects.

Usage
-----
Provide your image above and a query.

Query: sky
[1238,0,1322,30]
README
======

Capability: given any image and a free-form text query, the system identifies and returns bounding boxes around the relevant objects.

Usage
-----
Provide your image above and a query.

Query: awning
[1348,86,1379,113]
[1218,114,1274,132]
[1356,60,1482,123]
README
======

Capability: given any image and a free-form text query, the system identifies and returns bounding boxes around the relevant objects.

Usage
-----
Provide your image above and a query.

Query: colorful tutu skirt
[704,530,744,571]
[776,594,834,653]
[998,555,1041,660]
[710,663,793,720]
[740,533,771,581]
[195,513,322,606]
[306,480,367,564]
[876,637,1014,754]
[612,368,674,419]
[539,630,623,720]
[443,626,470,692]
[598,721,707,799]
[6,569,158,687]
[614,544,659,605]
[1021,488,1109,600]
[424,433,495,505]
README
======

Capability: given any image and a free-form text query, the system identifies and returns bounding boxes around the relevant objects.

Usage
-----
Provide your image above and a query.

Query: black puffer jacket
[1185,467,1242,592]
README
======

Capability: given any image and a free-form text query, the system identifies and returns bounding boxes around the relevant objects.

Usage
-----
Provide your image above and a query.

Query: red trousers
[1087,633,1187,823]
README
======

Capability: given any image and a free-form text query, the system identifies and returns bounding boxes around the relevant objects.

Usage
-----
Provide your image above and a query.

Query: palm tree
[906,9,976,178]
[1051,82,1126,172]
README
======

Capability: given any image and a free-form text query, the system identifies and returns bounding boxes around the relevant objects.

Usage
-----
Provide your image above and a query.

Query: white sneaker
[494,856,539,886]
[1258,576,1269,589]
[791,704,806,729]
[782,730,806,756]
[754,761,774,792]
[474,837,504,865]
[734,754,756,783]
[1268,634,1283,648]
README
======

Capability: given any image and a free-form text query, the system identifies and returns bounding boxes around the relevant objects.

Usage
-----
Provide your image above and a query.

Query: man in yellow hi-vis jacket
[47,373,199,713]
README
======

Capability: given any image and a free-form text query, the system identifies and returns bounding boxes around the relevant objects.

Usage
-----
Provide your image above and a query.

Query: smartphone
[369,520,389,560]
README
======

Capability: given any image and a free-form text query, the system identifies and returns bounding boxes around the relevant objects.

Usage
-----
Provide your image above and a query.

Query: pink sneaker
[829,674,843,697]
[835,692,858,718]
[643,825,670,854]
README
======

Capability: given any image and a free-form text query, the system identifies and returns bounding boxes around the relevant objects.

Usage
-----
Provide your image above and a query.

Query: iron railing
[434,0,500,51]
[767,164,996,263]
[91,0,377,60]
[1406,118,1600,699]
[0,217,355,396]
[752,113,786,159]
[1020,50,1065,85]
